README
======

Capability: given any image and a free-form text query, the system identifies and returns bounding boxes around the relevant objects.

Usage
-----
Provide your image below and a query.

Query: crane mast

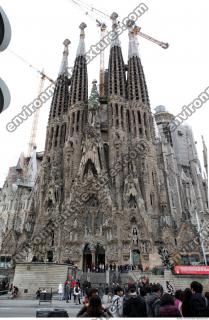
[96,20,107,97]
[27,73,45,157]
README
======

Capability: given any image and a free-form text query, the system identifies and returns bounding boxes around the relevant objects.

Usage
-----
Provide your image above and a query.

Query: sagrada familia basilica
[0,14,208,271]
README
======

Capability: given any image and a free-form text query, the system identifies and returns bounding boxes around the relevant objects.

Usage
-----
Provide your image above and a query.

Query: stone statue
[133,227,138,245]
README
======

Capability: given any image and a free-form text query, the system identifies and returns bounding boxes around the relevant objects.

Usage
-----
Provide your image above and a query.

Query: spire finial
[110,12,121,47]
[76,22,87,57]
[127,19,140,58]
[58,38,71,76]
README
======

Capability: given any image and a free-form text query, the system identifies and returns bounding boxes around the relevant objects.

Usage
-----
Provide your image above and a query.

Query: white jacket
[73,287,81,295]
[58,284,63,294]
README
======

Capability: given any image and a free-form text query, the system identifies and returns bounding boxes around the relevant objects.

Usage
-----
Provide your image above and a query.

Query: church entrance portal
[131,249,141,267]
[95,244,105,268]
[83,244,105,272]
[83,244,92,272]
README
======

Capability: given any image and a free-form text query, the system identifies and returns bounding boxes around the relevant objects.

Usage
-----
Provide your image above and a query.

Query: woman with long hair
[79,295,109,318]
[181,288,193,317]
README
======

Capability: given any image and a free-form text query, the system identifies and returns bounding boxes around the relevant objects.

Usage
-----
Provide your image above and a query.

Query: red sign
[174,265,209,275]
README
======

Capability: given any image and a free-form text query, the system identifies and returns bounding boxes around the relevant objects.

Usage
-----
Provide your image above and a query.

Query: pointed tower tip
[79,22,87,30]
[110,12,118,21]
[58,39,70,76]
[63,39,71,46]
[110,12,121,48]
[76,23,87,57]
[127,19,140,59]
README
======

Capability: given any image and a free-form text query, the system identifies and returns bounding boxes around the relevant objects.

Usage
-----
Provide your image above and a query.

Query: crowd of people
[83,263,143,273]
[71,280,209,317]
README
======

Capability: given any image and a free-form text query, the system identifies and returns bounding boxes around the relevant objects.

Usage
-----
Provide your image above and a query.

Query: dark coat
[190,293,209,317]
[123,294,147,317]
[79,310,109,318]
[159,304,181,317]
[181,301,193,317]
[146,293,161,317]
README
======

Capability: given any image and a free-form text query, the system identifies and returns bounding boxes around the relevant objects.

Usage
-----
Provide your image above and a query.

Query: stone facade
[0,17,208,271]
[0,148,43,264]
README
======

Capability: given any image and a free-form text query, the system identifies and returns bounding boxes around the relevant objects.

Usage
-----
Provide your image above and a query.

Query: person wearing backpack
[146,283,162,317]
[190,281,209,317]
[109,286,124,317]
[74,284,81,305]
[123,284,147,317]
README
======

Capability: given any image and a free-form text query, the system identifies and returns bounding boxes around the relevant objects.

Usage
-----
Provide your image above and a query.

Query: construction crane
[8,49,55,157]
[69,0,169,98]
[27,72,45,157]
[69,0,169,49]
[132,25,169,49]
[96,19,107,97]
[8,49,55,84]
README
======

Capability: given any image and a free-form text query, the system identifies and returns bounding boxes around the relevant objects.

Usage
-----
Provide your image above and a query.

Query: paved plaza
[0,296,81,317]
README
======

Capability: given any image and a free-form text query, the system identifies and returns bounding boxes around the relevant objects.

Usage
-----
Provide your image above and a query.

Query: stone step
[13,263,75,297]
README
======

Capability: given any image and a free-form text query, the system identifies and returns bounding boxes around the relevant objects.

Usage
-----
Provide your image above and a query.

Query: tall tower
[64,23,88,194]
[126,20,158,220]
[107,12,127,209]
[29,39,71,262]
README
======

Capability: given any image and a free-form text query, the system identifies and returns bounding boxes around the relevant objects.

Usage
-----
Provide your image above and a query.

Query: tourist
[159,293,181,317]
[190,281,209,316]
[109,286,124,317]
[181,288,193,317]
[11,286,19,299]
[146,283,162,317]
[102,287,111,306]
[98,283,104,298]
[36,288,41,299]
[139,286,147,298]
[123,284,147,317]
[64,281,70,303]
[31,255,38,262]
[77,288,99,316]
[174,289,183,314]
[74,284,81,305]
[78,295,109,318]
[205,292,209,307]
[58,283,64,301]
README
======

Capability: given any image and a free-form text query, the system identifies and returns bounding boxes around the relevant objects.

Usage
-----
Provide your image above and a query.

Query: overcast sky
[0,0,208,187]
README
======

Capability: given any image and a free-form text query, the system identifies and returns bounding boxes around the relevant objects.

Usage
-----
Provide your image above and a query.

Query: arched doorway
[132,249,141,268]
[95,244,105,269]
[83,244,92,272]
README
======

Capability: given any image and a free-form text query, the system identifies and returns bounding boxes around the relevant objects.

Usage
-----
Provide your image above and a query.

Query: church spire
[76,22,86,57]
[110,12,121,48]
[48,39,70,120]
[69,23,88,106]
[127,20,140,59]
[127,19,150,106]
[108,12,126,98]
[58,39,71,76]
